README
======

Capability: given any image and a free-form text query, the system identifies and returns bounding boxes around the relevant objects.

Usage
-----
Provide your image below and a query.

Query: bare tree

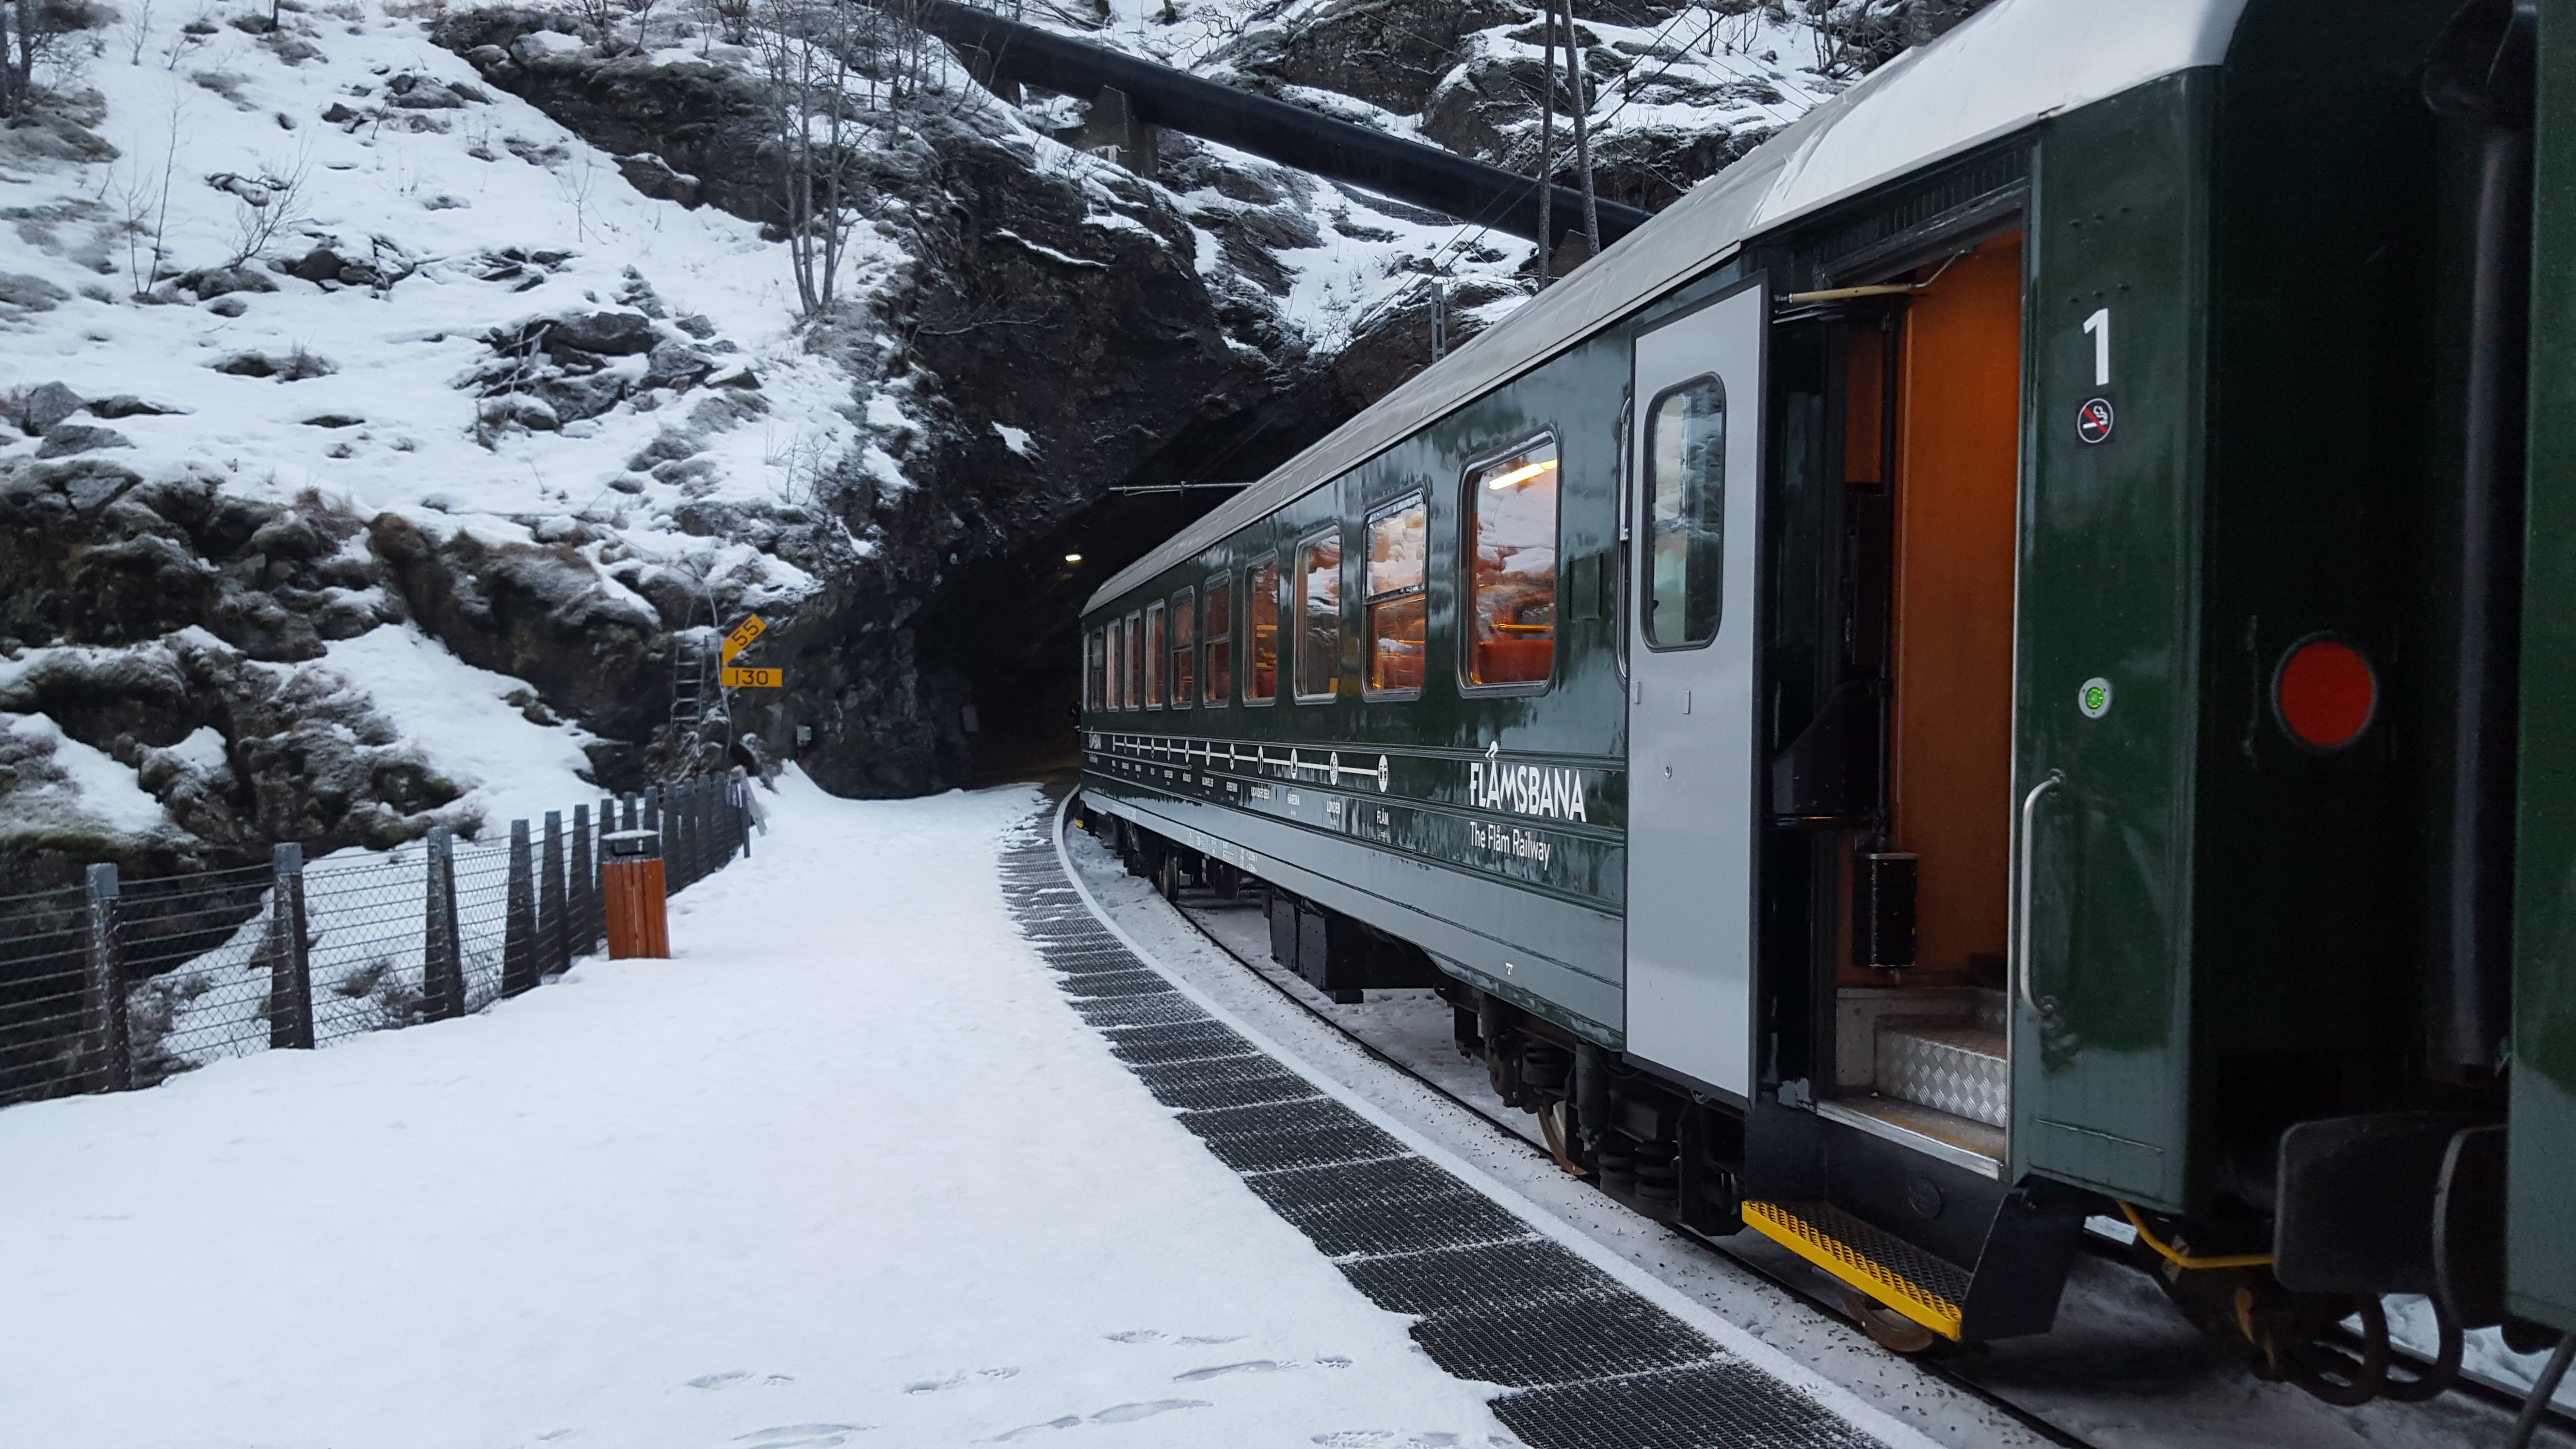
[1,0,107,121]
[211,139,313,267]
[756,0,865,318]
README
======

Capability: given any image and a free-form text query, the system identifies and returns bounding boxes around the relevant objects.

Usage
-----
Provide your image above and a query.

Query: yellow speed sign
[722,614,767,662]
[722,666,782,689]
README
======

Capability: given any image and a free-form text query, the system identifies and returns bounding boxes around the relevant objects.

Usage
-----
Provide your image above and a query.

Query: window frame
[1085,628,1105,711]
[1144,601,1166,709]
[1201,570,1233,708]
[1244,552,1283,707]
[1106,617,1124,709]
[1457,431,1564,698]
[1123,610,1143,711]
[1640,374,1727,654]
[1361,492,1429,702]
[1292,525,1345,703]
[1167,586,1196,708]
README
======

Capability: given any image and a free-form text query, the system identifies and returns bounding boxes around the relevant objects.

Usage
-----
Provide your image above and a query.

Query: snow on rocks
[0,778,1514,1448]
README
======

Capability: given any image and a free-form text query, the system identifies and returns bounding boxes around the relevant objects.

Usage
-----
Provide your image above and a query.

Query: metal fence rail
[0,773,757,1111]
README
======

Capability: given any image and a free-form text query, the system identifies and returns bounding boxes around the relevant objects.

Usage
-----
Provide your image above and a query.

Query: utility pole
[1431,271,1449,361]
[1562,0,1601,261]
[1536,0,1558,289]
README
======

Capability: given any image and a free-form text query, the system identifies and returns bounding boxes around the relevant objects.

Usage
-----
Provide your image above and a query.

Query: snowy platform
[1003,816,1912,1449]
[0,778,1533,1448]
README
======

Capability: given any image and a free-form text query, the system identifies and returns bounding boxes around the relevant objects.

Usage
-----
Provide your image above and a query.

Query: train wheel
[1155,850,1185,901]
[1836,1286,1941,1355]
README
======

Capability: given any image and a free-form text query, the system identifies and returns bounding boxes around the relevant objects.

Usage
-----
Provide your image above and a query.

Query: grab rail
[2016,771,2064,1024]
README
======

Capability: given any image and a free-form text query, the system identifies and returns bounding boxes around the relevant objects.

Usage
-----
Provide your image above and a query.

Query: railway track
[1058,822,2565,1449]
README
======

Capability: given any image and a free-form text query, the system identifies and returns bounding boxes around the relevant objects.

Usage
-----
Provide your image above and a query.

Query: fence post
[622,793,638,833]
[571,804,595,960]
[644,789,664,895]
[733,768,752,860]
[502,819,537,997]
[80,863,129,1093]
[681,779,703,888]
[541,810,568,977]
[597,798,617,944]
[424,827,465,1021]
[266,844,314,1050]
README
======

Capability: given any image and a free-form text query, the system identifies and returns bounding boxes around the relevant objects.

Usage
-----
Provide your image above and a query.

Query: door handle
[2016,771,2064,1024]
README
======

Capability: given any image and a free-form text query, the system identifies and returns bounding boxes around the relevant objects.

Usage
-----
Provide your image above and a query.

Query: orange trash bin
[601,828,669,959]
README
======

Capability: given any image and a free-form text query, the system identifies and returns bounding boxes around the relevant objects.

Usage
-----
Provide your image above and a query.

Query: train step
[1742,1198,1970,1340]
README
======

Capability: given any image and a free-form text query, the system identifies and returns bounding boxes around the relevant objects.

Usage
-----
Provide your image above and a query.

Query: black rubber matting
[999,819,1887,1449]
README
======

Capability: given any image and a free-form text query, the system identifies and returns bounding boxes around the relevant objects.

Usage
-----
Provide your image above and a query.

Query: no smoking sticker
[2076,397,2116,445]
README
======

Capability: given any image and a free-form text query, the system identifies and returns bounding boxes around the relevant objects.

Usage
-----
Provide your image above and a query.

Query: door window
[1145,603,1165,708]
[1247,555,1280,703]
[1168,588,1195,707]
[1296,531,1342,700]
[1124,612,1143,709]
[1465,441,1560,687]
[1365,496,1427,696]
[1645,377,1726,648]
[1203,573,1232,705]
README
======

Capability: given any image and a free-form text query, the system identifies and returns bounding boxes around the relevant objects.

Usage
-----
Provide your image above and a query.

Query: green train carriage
[1078,0,2566,1401]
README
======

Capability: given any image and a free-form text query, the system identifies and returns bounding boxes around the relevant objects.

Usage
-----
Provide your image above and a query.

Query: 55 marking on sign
[722,615,767,663]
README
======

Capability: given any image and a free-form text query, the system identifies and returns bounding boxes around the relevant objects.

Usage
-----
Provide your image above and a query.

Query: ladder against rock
[670,635,711,734]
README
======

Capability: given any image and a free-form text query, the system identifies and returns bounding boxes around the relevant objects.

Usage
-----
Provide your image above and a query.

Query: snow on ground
[0,774,1516,1449]
[314,619,600,830]
[0,6,884,538]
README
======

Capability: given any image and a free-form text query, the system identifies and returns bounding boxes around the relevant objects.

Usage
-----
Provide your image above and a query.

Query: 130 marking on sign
[723,666,782,688]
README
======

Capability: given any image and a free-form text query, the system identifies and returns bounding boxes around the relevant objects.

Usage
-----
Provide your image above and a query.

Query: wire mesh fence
[0,772,759,1111]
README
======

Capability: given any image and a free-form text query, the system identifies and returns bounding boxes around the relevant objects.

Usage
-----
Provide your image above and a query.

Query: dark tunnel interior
[916,487,1237,787]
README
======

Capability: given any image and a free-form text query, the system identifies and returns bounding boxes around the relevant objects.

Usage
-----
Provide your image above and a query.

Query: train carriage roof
[1088,0,2252,612]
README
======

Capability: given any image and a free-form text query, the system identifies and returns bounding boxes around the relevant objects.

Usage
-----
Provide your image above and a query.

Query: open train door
[1624,278,1766,1101]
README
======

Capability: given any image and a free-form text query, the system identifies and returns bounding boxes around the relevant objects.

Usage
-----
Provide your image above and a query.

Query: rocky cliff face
[2,0,1951,889]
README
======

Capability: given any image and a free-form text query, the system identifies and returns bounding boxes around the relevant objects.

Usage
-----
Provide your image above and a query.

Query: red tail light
[2276,637,2377,750]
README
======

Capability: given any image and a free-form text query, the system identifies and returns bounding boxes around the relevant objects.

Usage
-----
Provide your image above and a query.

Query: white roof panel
[1088,0,2249,612]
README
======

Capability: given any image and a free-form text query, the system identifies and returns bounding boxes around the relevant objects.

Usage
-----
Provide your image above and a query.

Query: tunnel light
[1064,553,1084,564]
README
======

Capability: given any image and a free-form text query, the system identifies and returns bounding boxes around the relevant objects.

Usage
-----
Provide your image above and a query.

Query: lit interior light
[1064,553,1084,564]
[1486,458,1559,491]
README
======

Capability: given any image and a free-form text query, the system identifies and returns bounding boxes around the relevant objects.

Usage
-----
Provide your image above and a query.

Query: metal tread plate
[1011,807,1886,1448]
[1742,1199,1968,1340]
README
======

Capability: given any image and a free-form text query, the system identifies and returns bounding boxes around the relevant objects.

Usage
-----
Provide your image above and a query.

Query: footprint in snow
[1106,1329,1245,1346]
[1308,1423,1504,1433]
[1090,1401,1209,1424]
[688,1371,794,1389]
[733,1425,870,1449]
[989,1401,1209,1440]
[1174,1357,1353,1381]
[905,1368,1019,1394]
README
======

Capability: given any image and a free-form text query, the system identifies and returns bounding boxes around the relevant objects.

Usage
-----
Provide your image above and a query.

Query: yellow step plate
[1742,1200,1966,1340]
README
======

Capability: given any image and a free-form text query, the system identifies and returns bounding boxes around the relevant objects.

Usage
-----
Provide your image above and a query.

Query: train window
[1203,573,1232,706]
[1169,587,1195,707]
[1365,495,1427,697]
[1296,530,1342,700]
[1645,376,1725,648]
[1086,628,1106,711]
[1124,611,1143,710]
[1247,554,1281,703]
[1106,618,1124,709]
[1145,602,1166,708]
[1464,440,1560,687]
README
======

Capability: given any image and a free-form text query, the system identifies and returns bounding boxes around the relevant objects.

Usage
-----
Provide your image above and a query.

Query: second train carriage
[1075,0,2569,1399]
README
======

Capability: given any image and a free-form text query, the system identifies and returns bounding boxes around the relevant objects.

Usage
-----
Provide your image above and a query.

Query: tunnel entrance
[915,487,1239,788]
